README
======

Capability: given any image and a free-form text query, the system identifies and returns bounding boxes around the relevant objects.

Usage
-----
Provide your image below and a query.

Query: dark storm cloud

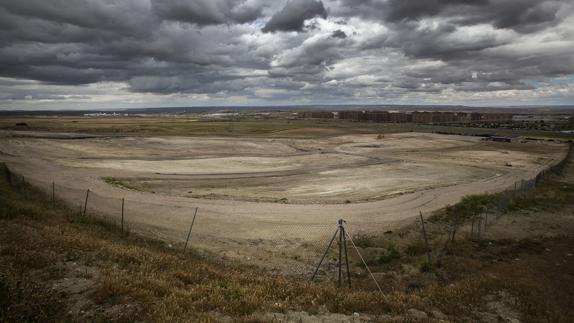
[342,0,569,32]
[384,0,488,22]
[0,0,572,106]
[0,0,269,88]
[0,0,154,36]
[151,0,263,26]
[263,0,327,32]
[335,0,574,94]
[337,0,566,33]
[331,30,347,38]
[383,21,505,60]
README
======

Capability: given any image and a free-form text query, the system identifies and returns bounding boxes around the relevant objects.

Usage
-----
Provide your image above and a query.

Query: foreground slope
[1,145,574,322]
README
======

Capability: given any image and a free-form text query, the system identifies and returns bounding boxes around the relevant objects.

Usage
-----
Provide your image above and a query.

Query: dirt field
[0,130,568,272]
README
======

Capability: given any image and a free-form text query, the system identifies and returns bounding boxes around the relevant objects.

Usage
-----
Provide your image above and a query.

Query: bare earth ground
[2,144,574,322]
[0,130,568,273]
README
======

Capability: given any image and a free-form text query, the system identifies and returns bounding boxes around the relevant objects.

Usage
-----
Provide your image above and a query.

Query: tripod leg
[310,228,339,282]
[342,227,351,288]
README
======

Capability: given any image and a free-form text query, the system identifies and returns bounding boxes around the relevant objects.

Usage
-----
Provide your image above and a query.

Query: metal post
[22,176,28,200]
[419,211,431,265]
[342,224,351,288]
[338,219,343,288]
[82,189,90,216]
[121,198,125,233]
[450,217,458,242]
[310,227,339,282]
[183,207,199,252]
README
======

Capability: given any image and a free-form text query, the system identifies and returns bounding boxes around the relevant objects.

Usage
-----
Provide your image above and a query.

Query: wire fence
[1,142,571,288]
[416,143,573,265]
[2,167,342,279]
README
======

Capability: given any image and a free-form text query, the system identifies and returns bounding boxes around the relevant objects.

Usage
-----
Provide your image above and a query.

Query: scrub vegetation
[102,176,141,191]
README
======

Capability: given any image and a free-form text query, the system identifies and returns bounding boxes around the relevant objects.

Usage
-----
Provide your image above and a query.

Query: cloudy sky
[1,0,574,110]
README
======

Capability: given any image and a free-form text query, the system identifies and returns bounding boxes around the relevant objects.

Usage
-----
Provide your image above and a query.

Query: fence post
[419,211,432,265]
[183,207,199,253]
[22,176,28,200]
[121,198,125,233]
[82,189,90,216]
[450,218,458,242]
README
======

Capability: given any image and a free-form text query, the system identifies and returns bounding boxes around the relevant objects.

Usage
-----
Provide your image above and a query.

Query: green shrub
[405,241,428,257]
[376,245,400,265]
[353,233,378,249]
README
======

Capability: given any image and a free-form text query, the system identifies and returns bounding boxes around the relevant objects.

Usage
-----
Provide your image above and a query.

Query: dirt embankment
[1,145,574,322]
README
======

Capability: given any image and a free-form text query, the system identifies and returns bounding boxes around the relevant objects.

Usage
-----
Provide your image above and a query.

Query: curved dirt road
[0,130,568,271]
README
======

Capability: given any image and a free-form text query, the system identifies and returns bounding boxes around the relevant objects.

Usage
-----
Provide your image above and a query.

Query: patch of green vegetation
[102,177,140,191]
[430,193,494,224]
[405,240,429,257]
[509,179,574,212]
[352,232,379,249]
[360,244,401,267]
[376,244,401,265]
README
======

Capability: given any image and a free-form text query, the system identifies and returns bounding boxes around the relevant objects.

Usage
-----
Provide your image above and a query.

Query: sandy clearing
[0,131,568,271]
[59,156,304,174]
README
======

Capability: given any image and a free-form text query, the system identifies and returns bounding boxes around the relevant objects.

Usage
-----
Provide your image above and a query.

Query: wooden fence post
[22,176,28,200]
[419,211,432,265]
[183,207,199,252]
[484,208,488,232]
[82,189,90,216]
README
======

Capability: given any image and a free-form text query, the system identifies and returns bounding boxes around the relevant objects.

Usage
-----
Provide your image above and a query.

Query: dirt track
[0,130,568,272]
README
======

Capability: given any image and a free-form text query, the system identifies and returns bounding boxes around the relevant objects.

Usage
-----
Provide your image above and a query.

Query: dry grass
[1,159,574,321]
[0,172,423,322]
[346,151,574,322]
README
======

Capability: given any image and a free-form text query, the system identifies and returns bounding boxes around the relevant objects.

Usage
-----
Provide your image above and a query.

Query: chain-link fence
[1,165,342,279]
[433,143,572,245]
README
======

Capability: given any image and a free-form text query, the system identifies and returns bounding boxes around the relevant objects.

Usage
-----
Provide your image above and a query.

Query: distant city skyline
[1,0,574,110]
